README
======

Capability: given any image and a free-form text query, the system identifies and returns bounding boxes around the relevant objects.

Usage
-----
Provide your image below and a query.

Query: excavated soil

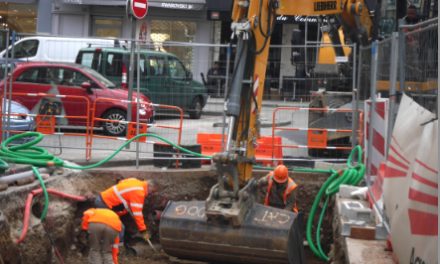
[0,167,330,264]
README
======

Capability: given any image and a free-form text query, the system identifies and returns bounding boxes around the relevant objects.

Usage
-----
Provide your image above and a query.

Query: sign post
[126,0,148,155]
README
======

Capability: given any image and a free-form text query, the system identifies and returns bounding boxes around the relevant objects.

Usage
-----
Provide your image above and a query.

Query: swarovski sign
[162,2,193,9]
[148,1,204,10]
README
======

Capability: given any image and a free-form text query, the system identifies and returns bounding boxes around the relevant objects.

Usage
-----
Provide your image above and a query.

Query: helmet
[273,165,289,183]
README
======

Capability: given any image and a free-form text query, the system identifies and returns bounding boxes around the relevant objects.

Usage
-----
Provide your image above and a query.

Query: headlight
[139,109,146,115]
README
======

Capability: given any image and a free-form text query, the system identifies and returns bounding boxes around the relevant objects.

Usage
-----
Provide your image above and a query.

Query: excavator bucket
[160,200,305,264]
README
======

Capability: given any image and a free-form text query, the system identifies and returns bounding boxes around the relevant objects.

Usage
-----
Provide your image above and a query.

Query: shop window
[0,3,37,33]
[150,20,196,70]
[92,17,122,38]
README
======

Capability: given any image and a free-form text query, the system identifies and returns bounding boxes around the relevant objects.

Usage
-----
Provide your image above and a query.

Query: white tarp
[383,94,438,263]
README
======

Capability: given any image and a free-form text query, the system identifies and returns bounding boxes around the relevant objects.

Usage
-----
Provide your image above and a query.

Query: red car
[0,62,154,136]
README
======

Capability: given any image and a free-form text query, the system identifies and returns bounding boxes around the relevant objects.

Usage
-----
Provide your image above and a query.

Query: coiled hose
[305,145,365,261]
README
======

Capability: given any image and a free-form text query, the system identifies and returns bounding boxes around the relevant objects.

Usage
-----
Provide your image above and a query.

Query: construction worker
[81,208,122,264]
[94,177,156,241]
[258,165,298,212]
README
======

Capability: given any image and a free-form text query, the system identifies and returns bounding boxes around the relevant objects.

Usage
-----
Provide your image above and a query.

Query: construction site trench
[0,166,331,264]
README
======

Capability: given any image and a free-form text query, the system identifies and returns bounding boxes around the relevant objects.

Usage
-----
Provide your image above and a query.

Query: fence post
[221,44,232,151]
[387,32,399,158]
[6,31,16,140]
[1,29,10,142]
[398,26,406,93]
[351,44,358,148]
[367,41,378,177]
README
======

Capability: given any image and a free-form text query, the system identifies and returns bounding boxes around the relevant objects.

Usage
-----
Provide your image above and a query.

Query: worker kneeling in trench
[93,177,158,247]
[80,208,122,264]
[258,165,298,212]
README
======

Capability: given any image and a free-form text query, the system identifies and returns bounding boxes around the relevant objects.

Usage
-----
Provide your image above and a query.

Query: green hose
[0,132,211,172]
[0,132,64,172]
[63,133,212,170]
[306,145,365,261]
[32,166,49,221]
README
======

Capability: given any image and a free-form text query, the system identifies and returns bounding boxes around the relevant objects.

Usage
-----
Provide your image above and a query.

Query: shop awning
[61,0,205,9]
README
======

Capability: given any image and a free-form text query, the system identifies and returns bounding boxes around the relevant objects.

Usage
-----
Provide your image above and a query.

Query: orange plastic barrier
[36,115,56,134]
[126,122,148,142]
[197,133,283,166]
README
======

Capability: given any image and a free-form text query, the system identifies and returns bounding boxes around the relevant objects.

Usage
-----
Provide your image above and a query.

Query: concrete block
[340,200,372,222]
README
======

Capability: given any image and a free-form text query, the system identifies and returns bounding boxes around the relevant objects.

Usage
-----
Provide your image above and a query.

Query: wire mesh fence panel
[358,45,372,100]
[376,38,393,92]
[399,18,438,112]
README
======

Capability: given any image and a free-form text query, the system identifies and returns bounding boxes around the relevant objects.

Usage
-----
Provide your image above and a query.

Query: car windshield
[82,67,116,88]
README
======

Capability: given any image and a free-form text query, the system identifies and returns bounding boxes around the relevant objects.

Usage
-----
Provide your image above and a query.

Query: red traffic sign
[130,0,148,19]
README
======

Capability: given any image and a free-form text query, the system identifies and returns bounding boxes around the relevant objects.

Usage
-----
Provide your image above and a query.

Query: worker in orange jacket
[81,208,122,264]
[94,177,156,241]
[258,165,298,212]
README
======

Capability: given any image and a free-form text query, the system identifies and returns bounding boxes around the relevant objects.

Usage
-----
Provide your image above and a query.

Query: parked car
[75,47,208,119]
[0,36,114,63]
[1,99,35,133]
[0,62,154,137]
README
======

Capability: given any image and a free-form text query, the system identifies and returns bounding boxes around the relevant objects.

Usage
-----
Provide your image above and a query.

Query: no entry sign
[130,0,148,19]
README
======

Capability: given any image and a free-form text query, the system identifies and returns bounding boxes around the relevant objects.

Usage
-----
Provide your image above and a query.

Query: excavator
[159,0,379,263]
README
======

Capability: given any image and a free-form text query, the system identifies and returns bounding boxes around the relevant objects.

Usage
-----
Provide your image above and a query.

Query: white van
[0,36,114,63]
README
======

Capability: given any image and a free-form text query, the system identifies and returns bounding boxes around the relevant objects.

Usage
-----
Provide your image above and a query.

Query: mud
[0,167,331,264]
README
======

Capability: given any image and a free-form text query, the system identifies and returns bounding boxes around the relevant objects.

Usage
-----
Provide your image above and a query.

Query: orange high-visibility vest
[81,208,121,264]
[264,174,298,212]
[100,178,148,231]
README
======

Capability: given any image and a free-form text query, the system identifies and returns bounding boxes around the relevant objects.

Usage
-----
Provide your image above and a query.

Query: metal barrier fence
[272,106,362,159]
[0,31,360,164]
[359,17,438,235]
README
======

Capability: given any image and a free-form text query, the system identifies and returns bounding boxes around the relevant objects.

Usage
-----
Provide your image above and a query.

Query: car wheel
[102,109,127,137]
[189,97,202,119]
